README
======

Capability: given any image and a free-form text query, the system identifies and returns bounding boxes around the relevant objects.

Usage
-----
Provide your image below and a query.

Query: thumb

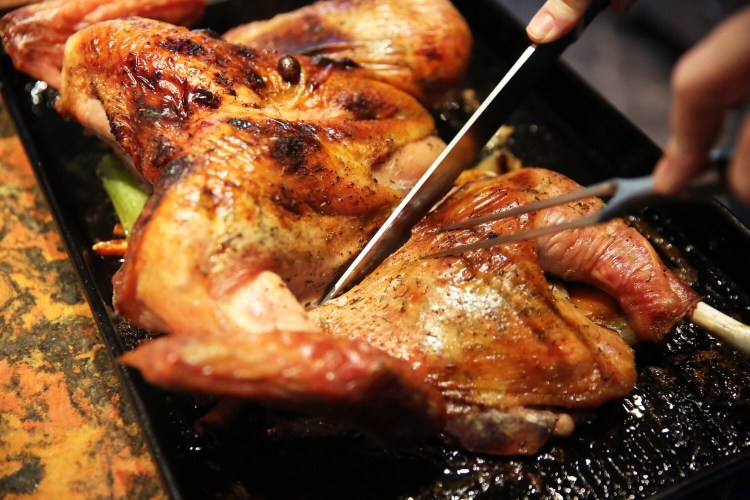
[527,0,592,43]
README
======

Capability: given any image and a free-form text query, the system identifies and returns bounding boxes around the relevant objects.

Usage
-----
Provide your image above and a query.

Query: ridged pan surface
[2,0,750,498]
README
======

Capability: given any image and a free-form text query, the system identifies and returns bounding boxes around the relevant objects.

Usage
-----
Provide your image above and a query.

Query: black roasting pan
[2,0,750,498]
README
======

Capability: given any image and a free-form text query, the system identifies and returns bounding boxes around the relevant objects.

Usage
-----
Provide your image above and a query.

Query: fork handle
[684,148,732,197]
[597,149,731,221]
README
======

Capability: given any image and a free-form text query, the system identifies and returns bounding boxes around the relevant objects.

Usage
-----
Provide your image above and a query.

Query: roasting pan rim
[2,0,750,498]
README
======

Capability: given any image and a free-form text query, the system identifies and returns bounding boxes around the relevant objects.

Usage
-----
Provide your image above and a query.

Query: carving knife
[322,1,607,302]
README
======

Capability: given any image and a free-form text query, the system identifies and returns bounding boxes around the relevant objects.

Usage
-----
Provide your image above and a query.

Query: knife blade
[321,0,607,302]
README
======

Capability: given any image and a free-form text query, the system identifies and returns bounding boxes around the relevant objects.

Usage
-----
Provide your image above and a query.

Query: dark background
[499,2,750,498]
[498,0,749,150]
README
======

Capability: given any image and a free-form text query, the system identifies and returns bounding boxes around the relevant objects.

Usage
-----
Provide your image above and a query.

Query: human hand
[653,6,750,205]
[526,0,634,43]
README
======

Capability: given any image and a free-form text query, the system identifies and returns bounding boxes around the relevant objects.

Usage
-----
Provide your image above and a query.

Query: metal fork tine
[437,179,618,232]
[424,214,600,259]
[427,150,734,259]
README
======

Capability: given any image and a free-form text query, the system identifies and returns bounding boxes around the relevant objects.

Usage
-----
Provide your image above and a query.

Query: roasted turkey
[2,0,702,455]
[0,0,206,88]
[123,168,699,454]
[223,0,472,105]
[57,16,447,311]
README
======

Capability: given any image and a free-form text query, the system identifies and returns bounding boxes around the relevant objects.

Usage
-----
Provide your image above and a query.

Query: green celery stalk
[97,154,149,238]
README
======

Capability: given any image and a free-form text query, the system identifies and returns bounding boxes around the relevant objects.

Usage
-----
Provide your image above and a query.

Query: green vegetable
[97,154,149,238]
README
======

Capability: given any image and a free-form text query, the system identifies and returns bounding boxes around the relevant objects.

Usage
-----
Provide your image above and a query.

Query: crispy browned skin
[57,17,441,315]
[311,168,699,454]
[224,0,472,105]
[54,13,455,445]
[120,327,447,443]
[47,7,698,455]
[0,0,206,88]
[123,168,699,454]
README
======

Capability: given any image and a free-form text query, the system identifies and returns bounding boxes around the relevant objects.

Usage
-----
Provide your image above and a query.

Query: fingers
[653,6,750,197]
[527,0,592,43]
[651,63,725,193]
[728,115,750,205]
[526,0,636,43]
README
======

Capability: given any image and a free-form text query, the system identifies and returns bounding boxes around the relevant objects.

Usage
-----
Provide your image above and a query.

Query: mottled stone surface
[0,100,164,498]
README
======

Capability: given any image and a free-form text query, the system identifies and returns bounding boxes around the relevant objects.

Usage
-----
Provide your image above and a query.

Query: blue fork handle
[598,150,732,221]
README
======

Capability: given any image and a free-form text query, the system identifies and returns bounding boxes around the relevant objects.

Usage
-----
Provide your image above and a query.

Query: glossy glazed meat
[123,168,700,454]
[310,168,700,453]
[57,17,443,312]
[0,0,206,88]
[224,0,472,105]
[37,2,700,455]
[2,0,471,166]
[50,5,461,447]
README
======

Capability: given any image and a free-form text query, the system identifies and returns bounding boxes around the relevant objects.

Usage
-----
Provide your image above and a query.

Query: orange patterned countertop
[0,99,165,498]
